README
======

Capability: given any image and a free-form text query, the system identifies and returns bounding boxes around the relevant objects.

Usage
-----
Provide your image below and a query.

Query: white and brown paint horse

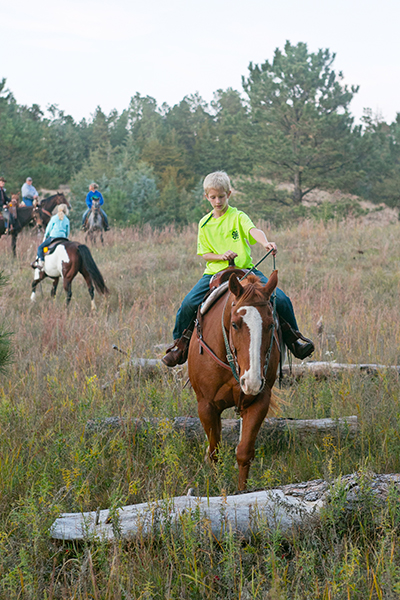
[30,241,109,309]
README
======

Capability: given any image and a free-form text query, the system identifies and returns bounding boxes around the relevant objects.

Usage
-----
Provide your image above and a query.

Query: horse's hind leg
[51,278,59,298]
[80,266,96,310]
[63,279,72,307]
[197,400,222,464]
[236,395,271,490]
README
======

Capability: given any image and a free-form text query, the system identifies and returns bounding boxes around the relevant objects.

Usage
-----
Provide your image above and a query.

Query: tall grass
[1,220,400,598]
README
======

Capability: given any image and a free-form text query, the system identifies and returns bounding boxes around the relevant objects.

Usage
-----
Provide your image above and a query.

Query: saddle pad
[45,238,69,255]
[200,281,229,315]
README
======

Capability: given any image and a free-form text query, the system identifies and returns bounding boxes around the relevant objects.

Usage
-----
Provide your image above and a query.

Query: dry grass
[1,219,400,598]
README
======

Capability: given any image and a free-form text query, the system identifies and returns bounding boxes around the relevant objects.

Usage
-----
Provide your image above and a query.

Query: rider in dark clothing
[0,177,14,232]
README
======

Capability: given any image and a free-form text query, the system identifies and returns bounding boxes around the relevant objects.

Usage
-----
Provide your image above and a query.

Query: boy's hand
[221,250,238,262]
[264,242,277,256]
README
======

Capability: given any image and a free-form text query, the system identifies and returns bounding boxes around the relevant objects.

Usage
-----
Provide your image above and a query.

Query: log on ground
[50,472,400,542]
[109,357,400,380]
[85,415,358,443]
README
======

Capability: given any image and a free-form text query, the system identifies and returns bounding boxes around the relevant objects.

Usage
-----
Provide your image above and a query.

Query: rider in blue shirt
[21,177,39,207]
[82,183,110,230]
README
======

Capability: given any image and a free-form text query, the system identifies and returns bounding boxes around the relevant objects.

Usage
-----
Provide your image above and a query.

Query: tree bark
[50,472,400,542]
[293,170,302,203]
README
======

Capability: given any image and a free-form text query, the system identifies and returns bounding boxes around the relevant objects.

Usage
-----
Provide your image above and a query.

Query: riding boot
[280,318,315,360]
[31,257,44,270]
[162,327,193,367]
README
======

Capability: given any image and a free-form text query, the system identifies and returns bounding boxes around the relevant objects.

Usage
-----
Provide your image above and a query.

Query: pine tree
[243,41,359,202]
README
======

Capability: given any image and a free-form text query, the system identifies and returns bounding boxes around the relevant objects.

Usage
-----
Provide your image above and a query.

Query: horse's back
[44,242,75,277]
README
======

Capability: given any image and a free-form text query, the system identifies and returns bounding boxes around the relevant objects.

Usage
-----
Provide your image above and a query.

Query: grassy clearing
[1,220,400,598]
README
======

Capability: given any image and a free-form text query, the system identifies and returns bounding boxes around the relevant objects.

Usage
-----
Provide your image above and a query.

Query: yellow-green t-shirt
[197,205,257,275]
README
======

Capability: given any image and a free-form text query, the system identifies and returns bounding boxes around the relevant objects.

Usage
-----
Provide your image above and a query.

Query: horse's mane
[40,193,64,205]
[234,274,268,309]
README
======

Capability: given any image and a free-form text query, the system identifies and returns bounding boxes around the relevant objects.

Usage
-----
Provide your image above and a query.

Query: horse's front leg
[11,233,17,258]
[236,392,271,491]
[197,399,222,464]
[30,270,46,302]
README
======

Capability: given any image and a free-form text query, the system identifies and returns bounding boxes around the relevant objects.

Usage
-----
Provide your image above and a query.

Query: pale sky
[3,0,400,124]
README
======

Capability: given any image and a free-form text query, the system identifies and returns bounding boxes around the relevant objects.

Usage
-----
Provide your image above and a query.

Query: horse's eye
[232,322,239,330]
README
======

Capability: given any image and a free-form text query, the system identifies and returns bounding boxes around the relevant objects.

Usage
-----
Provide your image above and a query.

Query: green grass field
[1,219,400,599]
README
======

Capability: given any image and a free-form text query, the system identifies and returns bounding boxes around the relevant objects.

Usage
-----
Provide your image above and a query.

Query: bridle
[221,289,278,388]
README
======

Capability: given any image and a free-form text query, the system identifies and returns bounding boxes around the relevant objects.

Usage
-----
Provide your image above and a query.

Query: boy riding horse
[162,171,314,367]
[82,183,110,231]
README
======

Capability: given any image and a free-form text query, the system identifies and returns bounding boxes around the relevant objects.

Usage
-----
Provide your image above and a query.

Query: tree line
[1,41,399,227]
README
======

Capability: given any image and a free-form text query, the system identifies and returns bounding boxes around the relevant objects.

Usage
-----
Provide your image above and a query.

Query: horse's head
[33,206,44,229]
[91,198,100,212]
[228,271,278,396]
[56,192,71,209]
[11,193,20,207]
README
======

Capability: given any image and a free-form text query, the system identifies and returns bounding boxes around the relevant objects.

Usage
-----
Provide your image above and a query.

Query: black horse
[0,192,71,257]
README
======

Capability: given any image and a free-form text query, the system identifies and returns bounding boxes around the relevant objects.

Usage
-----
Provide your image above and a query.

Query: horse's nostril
[240,377,246,388]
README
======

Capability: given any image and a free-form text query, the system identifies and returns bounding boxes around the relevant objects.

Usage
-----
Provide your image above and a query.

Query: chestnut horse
[0,192,70,257]
[30,241,109,309]
[188,271,280,490]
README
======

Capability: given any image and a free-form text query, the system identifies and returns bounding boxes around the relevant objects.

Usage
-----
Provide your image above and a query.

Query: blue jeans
[82,208,109,227]
[22,198,34,207]
[172,269,298,340]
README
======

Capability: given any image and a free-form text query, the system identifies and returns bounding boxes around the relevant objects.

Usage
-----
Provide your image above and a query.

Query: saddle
[43,238,69,256]
[201,261,250,316]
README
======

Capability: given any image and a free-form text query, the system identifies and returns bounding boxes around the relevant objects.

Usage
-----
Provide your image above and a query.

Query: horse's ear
[229,273,244,298]
[263,270,278,299]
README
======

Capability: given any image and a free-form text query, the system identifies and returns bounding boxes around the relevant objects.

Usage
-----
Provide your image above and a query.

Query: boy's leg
[163,275,212,367]
[100,209,110,230]
[253,269,314,359]
[82,209,89,228]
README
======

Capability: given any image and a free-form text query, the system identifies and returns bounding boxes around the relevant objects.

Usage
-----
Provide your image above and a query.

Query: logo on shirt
[231,229,239,241]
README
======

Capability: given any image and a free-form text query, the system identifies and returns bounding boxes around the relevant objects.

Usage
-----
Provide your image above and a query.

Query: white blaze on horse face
[237,306,263,395]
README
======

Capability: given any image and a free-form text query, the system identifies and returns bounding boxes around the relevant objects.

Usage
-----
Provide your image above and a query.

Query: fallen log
[85,415,358,443]
[108,357,400,380]
[50,472,400,542]
[285,361,400,378]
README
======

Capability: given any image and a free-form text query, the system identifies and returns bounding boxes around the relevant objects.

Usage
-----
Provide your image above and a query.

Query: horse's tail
[77,244,109,296]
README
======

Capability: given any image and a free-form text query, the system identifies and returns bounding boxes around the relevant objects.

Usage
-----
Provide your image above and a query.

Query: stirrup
[161,326,194,367]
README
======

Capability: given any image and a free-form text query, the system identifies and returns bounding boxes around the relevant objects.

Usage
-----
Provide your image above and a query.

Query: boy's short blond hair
[203,171,231,195]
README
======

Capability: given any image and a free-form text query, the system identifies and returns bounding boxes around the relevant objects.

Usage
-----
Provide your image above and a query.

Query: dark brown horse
[30,241,109,309]
[188,271,280,490]
[0,192,70,257]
